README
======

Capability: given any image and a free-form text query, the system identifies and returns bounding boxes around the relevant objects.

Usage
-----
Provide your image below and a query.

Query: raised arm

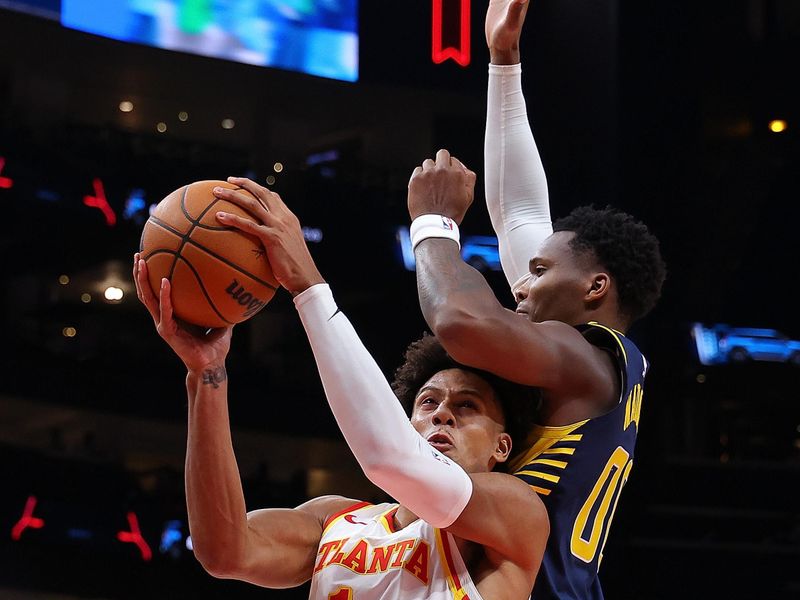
[133,255,349,589]
[485,0,553,287]
[408,152,611,398]
[212,179,547,576]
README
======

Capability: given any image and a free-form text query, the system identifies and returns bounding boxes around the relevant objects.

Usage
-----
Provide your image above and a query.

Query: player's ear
[493,432,513,464]
[585,272,611,304]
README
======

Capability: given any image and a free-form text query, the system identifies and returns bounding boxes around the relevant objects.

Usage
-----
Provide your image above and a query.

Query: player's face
[410,368,512,474]
[514,231,596,325]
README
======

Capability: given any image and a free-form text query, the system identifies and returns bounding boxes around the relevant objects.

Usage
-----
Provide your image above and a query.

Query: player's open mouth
[427,432,454,450]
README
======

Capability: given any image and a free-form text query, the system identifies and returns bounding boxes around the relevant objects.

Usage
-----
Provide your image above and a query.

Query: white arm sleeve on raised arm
[485,63,554,289]
[294,284,473,528]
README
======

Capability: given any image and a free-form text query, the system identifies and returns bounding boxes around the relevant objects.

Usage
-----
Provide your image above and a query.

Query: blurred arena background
[1,1,798,598]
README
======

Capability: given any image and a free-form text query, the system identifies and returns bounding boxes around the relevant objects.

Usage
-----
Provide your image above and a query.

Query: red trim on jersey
[323,501,372,531]
[439,530,470,600]
[382,507,399,533]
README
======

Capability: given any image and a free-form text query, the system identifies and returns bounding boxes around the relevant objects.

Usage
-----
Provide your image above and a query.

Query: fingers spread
[215,211,265,238]
[135,258,162,325]
[157,278,176,335]
[226,176,276,212]
[213,185,270,221]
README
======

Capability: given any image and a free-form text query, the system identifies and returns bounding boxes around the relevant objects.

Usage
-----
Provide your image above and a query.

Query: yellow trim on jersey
[587,321,628,365]
[509,420,588,473]
[516,470,561,483]
[530,486,551,496]
[541,447,575,455]
[377,508,397,535]
[526,458,569,469]
[434,529,468,600]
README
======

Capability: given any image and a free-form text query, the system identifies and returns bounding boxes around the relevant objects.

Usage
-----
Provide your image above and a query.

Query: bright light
[768,119,787,133]
[221,118,235,130]
[81,293,91,303]
[302,226,323,243]
[156,122,167,133]
[273,162,284,173]
[178,111,189,122]
[119,101,134,113]
[62,327,77,338]
[58,275,70,285]
[104,286,124,302]
[266,175,276,185]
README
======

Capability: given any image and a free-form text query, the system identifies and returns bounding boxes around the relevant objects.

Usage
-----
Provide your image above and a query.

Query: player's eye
[534,265,546,276]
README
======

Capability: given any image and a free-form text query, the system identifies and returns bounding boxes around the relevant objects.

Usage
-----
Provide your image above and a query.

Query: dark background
[1,1,799,598]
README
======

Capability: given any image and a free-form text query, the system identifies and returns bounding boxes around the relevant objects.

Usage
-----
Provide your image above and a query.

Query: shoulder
[462,472,548,576]
[462,471,549,540]
[295,495,369,528]
[478,471,548,524]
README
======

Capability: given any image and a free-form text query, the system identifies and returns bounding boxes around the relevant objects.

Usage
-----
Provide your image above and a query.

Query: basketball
[139,180,279,328]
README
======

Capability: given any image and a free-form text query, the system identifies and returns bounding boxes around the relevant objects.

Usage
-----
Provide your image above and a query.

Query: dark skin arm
[409,151,618,421]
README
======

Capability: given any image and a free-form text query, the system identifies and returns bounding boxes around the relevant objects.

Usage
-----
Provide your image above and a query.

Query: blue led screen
[2,0,359,82]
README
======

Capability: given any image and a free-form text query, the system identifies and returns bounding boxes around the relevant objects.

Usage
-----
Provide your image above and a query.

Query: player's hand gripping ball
[139,180,279,328]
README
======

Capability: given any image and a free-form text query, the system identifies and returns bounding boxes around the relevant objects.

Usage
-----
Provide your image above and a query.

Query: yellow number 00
[570,446,632,565]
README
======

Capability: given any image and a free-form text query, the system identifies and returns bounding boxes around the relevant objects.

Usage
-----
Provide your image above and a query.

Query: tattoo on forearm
[202,366,227,389]
[416,243,491,312]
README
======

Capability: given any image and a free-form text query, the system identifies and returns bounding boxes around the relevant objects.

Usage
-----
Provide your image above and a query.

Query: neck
[577,309,628,333]
[394,505,419,530]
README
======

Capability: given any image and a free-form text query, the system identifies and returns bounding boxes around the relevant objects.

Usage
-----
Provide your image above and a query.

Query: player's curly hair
[554,206,666,323]
[391,334,538,453]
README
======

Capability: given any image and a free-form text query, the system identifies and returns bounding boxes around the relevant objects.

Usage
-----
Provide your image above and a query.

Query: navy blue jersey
[510,322,648,600]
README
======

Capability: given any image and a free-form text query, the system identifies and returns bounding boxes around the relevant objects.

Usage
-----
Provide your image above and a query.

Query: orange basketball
[139,180,279,328]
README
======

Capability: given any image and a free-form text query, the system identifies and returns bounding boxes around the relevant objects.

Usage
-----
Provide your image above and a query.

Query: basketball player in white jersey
[132,179,548,598]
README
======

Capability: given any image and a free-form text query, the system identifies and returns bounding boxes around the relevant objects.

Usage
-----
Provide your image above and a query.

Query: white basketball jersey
[309,501,484,600]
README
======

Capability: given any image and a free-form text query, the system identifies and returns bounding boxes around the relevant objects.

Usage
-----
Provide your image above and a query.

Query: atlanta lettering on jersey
[314,537,430,584]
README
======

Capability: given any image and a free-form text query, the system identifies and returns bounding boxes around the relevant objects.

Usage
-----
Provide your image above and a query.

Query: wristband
[409,214,461,250]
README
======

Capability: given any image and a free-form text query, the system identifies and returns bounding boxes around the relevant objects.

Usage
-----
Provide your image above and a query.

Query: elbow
[428,310,486,366]
[194,544,247,581]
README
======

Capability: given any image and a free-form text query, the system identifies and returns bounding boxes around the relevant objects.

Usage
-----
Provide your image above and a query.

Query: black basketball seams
[140,182,277,325]
[184,232,278,291]
[147,215,185,239]
[170,184,220,280]
[174,255,235,326]
[192,185,266,231]
[144,189,278,297]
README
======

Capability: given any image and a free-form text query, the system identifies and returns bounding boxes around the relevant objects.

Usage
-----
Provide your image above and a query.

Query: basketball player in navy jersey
[403,2,667,598]
[132,177,549,598]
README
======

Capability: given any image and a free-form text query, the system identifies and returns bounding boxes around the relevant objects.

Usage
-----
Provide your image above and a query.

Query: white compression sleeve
[485,63,554,289]
[294,284,473,528]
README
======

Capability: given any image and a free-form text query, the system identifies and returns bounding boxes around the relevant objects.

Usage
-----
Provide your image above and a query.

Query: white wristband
[410,214,460,251]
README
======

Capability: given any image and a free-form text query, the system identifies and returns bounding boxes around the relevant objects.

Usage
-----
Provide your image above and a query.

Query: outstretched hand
[212,177,325,296]
[486,0,530,65]
[408,149,476,224]
[133,254,232,374]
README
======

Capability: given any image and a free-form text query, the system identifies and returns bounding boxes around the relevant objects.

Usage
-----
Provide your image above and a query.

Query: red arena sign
[432,0,471,67]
